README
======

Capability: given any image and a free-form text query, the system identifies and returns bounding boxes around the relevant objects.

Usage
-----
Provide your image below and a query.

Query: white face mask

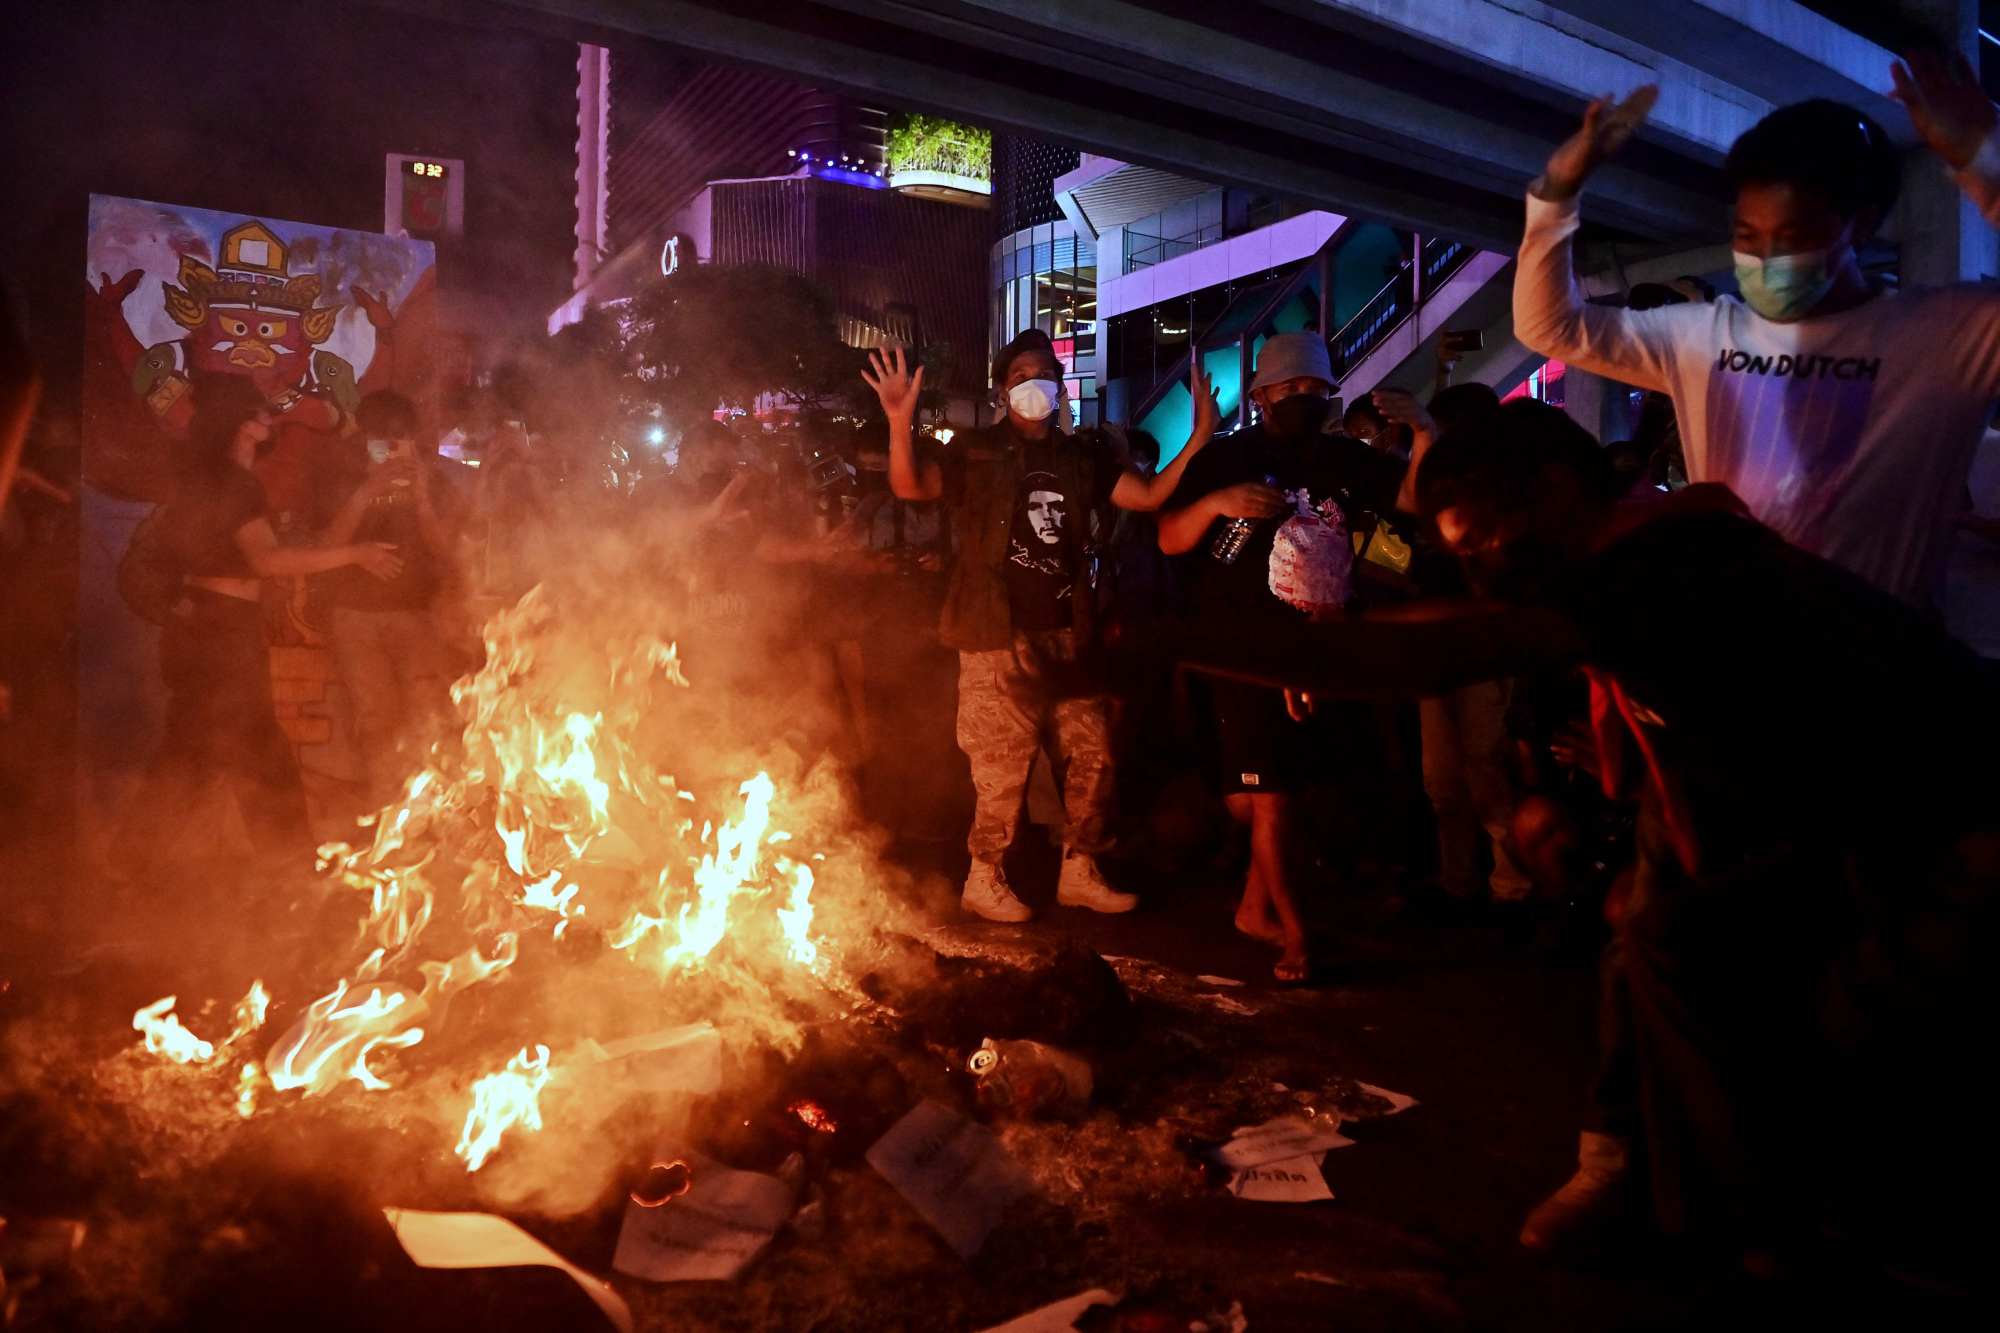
[1006,378,1062,422]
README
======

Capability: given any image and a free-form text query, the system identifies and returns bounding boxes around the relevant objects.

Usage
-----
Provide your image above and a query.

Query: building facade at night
[988,139,1100,424]
[554,49,990,398]
[1058,155,1508,462]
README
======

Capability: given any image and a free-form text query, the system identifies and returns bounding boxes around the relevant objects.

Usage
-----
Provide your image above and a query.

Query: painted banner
[79,194,438,838]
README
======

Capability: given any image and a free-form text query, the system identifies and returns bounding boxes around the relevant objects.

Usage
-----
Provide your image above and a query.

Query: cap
[992,327,1059,387]
[1250,331,1336,394]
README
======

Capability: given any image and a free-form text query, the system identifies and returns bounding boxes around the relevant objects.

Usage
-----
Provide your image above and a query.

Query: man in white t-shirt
[1512,53,2000,1258]
[1515,53,2000,608]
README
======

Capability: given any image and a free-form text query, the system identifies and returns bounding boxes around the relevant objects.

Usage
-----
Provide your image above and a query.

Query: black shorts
[1210,678,1313,794]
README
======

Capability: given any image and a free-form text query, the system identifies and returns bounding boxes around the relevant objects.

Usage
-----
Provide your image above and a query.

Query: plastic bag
[1266,492,1351,616]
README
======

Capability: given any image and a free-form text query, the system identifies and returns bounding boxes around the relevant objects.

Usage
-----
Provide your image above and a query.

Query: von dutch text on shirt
[1715,349,1882,382]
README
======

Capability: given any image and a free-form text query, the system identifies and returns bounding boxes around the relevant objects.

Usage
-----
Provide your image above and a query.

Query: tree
[622,264,854,425]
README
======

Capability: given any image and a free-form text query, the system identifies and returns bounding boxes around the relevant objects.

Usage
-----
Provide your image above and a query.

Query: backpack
[118,505,188,625]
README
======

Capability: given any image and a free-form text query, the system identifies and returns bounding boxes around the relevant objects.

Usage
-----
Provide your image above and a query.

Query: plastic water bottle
[1211,474,1280,564]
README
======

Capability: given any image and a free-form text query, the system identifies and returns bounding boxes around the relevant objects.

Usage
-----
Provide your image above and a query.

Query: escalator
[1124,225,1480,463]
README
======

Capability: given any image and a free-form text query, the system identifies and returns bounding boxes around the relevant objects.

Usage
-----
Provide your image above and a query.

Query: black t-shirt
[941,425,1121,636]
[318,446,456,612]
[1003,445,1083,631]
[164,466,266,578]
[1167,425,1405,623]
[1559,504,2000,843]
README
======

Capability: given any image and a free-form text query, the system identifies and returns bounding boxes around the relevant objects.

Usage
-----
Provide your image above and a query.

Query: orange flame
[265,981,426,1096]
[456,1044,553,1172]
[133,996,213,1064]
[125,565,845,1166]
[789,1099,838,1134]
[132,979,271,1067]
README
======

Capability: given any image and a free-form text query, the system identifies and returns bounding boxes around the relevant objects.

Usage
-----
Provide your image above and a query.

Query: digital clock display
[406,160,447,179]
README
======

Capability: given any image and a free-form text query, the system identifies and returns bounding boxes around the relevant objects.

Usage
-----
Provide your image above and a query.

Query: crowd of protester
[2,42,1997,1296]
[866,49,2000,1282]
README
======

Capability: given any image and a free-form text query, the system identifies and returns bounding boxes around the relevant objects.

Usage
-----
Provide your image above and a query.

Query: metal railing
[1329,233,1476,380]
[1123,228,1483,432]
[1122,222,1225,272]
[1125,220,1357,430]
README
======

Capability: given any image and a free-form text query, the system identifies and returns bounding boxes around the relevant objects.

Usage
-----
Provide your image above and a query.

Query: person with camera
[318,389,460,807]
[864,330,1219,922]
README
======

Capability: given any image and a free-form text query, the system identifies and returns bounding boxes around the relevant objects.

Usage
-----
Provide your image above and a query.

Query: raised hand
[1370,386,1436,439]
[1892,50,1997,170]
[1539,85,1658,201]
[1192,363,1221,437]
[861,346,924,424]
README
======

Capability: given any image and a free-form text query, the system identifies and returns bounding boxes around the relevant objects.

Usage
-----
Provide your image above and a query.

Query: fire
[124,555,850,1175]
[631,1159,693,1207]
[611,773,821,975]
[776,860,817,966]
[265,981,426,1095]
[789,1099,838,1134]
[133,997,212,1064]
[131,979,271,1067]
[456,1044,553,1172]
[225,980,271,1045]
[237,1062,261,1119]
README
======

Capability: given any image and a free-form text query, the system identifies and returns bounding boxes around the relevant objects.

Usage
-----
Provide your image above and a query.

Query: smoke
[0,429,965,1327]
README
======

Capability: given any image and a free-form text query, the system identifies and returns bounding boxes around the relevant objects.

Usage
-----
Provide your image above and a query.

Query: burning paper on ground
[381,1207,632,1333]
[976,1287,1121,1332]
[576,1021,723,1096]
[866,1100,1034,1258]
[611,1149,795,1282]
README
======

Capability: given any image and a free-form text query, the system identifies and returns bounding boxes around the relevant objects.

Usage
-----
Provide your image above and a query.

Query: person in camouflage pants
[957,629,1113,872]
[865,329,1219,920]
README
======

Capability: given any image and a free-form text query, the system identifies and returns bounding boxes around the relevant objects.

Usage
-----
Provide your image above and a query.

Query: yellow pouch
[1359,520,1412,574]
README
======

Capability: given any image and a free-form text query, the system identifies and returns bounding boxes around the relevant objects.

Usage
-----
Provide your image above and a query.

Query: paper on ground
[976,1287,1121,1332]
[1228,1152,1333,1202]
[612,1150,794,1282]
[1356,1082,1419,1115]
[1213,1115,1354,1170]
[575,1021,722,1095]
[866,1100,1033,1257]
[382,1208,632,1333]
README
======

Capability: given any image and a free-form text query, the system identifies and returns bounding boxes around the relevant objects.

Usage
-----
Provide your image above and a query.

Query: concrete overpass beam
[941,0,1727,236]
[1289,0,1769,157]
[1538,0,1906,136]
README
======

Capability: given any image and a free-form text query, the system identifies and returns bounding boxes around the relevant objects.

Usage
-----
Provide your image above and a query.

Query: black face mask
[1263,393,1331,441]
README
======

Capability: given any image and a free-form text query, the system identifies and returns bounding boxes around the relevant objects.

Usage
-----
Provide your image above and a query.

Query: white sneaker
[1056,855,1138,913]
[1519,1131,1632,1252]
[962,861,1033,922]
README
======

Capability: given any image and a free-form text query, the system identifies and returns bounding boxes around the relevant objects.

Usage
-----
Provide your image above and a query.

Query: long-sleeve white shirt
[1514,137,2000,605]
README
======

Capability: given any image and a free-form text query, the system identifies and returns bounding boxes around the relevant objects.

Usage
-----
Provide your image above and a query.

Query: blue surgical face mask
[1732,246,1849,322]
[1006,378,1062,422]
